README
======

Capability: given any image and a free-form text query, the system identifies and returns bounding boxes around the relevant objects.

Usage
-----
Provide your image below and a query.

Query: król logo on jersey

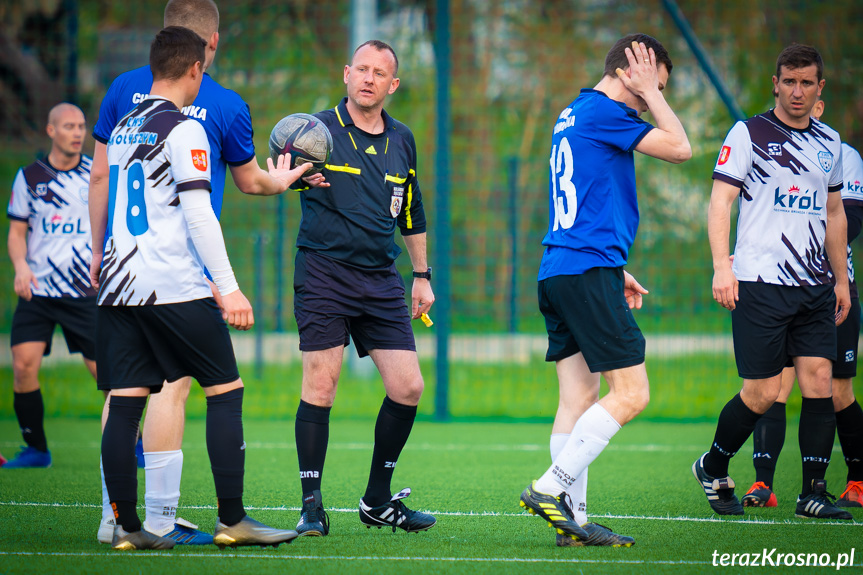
[768,143,782,156]
[818,151,834,173]
[42,214,86,235]
[848,180,862,194]
[774,184,822,214]
[191,149,208,171]
[718,146,731,165]
[390,186,404,218]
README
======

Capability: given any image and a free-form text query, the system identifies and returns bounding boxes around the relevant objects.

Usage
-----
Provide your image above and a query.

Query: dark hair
[775,44,823,81]
[352,39,399,75]
[603,33,673,78]
[164,0,219,39]
[150,26,207,82]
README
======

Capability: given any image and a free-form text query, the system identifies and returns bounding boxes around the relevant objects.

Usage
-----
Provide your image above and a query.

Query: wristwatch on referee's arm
[412,267,432,280]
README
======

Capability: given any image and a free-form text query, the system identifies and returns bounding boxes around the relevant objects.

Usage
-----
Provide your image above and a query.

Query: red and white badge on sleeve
[718,146,731,165]
[191,149,208,171]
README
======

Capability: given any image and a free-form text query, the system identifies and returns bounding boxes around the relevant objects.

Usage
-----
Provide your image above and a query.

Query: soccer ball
[268,113,332,176]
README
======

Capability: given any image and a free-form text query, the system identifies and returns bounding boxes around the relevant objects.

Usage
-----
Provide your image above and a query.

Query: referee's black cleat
[556,522,635,547]
[296,490,330,536]
[692,453,743,515]
[795,480,853,520]
[359,488,436,533]
[519,481,589,540]
[111,525,176,550]
[213,516,298,548]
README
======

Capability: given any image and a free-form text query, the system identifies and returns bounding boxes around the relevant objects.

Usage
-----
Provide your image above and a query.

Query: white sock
[142,450,183,536]
[536,403,620,494]
[551,433,588,525]
[99,457,113,521]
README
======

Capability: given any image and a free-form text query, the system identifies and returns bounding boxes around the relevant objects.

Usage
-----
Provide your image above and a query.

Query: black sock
[102,395,147,533]
[799,397,836,496]
[835,400,863,483]
[206,388,246,526]
[296,400,330,495]
[753,401,786,489]
[14,389,47,452]
[363,396,417,507]
[705,394,761,478]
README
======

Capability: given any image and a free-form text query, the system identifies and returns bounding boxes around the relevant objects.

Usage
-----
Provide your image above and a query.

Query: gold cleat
[111,525,176,550]
[213,516,298,549]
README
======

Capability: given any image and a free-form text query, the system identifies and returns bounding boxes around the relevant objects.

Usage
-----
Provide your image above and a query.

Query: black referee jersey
[293,97,426,269]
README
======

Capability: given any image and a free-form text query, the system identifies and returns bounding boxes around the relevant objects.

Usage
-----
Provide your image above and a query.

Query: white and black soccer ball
[268,113,333,176]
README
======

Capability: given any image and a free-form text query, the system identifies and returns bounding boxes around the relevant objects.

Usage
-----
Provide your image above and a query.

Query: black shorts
[732,282,836,379]
[538,267,645,372]
[10,295,97,360]
[96,298,239,392]
[293,250,415,358]
[834,296,860,379]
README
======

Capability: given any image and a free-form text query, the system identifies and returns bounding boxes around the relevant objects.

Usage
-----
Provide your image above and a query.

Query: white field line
[0,440,846,454]
[1,501,859,527]
[0,550,719,565]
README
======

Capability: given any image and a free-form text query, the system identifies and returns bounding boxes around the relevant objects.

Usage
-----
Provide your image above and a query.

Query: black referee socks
[296,400,331,495]
[364,396,418,507]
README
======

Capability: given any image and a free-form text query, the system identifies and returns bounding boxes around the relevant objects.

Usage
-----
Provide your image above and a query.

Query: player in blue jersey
[89,0,301,545]
[4,103,97,470]
[519,34,691,547]
[693,44,852,521]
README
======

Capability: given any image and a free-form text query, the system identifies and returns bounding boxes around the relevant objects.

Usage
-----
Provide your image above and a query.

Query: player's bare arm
[708,179,740,311]
[8,220,37,300]
[230,155,315,196]
[88,140,110,288]
[617,42,691,164]
[825,190,850,325]
[623,270,648,310]
[404,232,434,319]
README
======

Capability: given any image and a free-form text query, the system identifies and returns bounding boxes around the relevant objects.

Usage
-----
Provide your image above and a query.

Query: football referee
[288,40,436,536]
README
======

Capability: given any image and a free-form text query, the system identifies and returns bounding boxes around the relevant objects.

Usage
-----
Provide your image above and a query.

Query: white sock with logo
[550,433,588,526]
[143,450,183,536]
[535,403,620,495]
[100,457,113,521]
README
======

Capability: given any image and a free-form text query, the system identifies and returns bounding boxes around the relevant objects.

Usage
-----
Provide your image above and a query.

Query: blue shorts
[11,295,96,360]
[96,298,239,391]
[538,266,645,373]
[293,250,416,357]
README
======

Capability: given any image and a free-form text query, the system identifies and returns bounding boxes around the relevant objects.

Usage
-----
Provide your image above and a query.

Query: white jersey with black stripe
[713,109,843,287]
[99,97,213,306]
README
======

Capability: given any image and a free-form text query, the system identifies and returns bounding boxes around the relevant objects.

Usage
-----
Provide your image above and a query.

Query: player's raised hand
[13,265,38,301]
[623,270,648,310]
[615,41,658,98]
[220,289,254,331]
[266,156,322,190]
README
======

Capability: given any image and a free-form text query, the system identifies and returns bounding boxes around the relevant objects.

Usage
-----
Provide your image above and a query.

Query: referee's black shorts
[732,281,836,380]
[96,298,239,392]
[538,266,645,373]
[293,249,416,358]
[10,295,96,360]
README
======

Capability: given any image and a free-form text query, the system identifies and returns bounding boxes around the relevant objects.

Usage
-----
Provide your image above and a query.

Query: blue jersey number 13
[550,137,577,231]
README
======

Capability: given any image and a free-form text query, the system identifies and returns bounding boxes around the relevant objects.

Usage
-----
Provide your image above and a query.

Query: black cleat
[692,453,743,515]
[111,525,176,550]
[796,480,853,520]
[213,515,298,548]
[556,522,635,547]
[296,490,330,536]
[359,488,436,533]
[519,481,589,540]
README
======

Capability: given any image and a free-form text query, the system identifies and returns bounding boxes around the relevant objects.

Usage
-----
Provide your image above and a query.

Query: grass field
[1,416,861,574]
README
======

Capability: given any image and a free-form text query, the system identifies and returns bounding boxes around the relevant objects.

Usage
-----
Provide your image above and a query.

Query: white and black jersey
[7,156,95,298]
[841,142,863,296]
[713,109,843,286]
[99,97,213,306]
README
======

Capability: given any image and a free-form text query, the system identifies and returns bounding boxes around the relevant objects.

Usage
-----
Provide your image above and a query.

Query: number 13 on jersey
[550,137,577,231]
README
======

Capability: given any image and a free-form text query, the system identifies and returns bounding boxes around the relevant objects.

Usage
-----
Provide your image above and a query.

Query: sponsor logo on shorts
[718,146,731,165]
[846,349,855,362]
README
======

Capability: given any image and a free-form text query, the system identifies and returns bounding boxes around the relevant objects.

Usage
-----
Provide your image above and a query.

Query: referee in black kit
[287,40,437,537]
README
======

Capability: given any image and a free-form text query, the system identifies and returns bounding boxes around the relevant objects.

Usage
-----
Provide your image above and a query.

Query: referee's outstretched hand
[221,289,254,331]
